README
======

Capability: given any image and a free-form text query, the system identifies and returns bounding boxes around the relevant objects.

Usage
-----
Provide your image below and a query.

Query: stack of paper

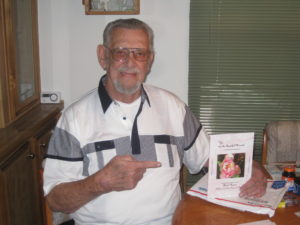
[187,174,288,217]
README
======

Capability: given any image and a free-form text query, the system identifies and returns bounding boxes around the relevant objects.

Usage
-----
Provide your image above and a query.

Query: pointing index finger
[133,160,162,169]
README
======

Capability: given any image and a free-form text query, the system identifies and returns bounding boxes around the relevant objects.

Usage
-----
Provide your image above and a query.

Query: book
[207,132,254,199]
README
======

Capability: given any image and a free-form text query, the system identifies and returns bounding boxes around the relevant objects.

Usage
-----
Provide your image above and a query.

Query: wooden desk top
[172,194,300,225]
[0,103,63,166]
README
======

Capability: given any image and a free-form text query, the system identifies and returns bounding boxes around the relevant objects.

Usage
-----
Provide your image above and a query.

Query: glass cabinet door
[0,0,40,127]
[11,0,40,114]
[13,0,36,102]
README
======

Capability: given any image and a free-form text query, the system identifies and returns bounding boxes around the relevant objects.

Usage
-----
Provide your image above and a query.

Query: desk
[172,194,300,225]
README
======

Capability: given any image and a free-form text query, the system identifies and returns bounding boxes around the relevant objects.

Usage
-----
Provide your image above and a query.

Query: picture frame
[83,0,140,15]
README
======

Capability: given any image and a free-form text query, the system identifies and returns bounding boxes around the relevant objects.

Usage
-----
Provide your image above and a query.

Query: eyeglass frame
[104,46,153,63]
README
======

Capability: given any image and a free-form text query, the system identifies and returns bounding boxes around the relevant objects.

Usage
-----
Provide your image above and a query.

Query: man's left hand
[239,160,267,198]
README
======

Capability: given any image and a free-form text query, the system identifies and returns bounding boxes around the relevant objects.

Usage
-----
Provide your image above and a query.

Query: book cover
[207,132,254,199]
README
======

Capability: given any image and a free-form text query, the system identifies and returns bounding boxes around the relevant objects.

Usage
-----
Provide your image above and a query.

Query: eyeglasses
[105,46,152,62]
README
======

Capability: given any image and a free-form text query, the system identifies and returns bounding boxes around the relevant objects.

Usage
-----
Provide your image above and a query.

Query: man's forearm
[46,174,105,214]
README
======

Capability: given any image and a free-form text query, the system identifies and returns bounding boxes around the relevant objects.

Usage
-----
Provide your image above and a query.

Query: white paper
[187,174,288,217]
[237,219,276,225]
[207,132,254,199]
[264,165,283,180]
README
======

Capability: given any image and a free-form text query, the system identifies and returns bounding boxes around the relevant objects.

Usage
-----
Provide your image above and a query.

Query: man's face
[98,28,154,101]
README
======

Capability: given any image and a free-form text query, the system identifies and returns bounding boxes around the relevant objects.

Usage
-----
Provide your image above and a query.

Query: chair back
[262,120,300,164]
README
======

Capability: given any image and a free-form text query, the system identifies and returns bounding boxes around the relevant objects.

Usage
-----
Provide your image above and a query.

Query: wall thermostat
[41,91,61,104]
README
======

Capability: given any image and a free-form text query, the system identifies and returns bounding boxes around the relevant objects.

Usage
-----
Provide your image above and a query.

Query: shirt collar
[98,75,150,113]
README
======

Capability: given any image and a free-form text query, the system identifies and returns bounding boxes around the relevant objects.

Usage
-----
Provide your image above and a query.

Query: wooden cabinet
[0,143,42,225]
[0,103,63,225]
[0,0,41,128]
[0,0,62,223]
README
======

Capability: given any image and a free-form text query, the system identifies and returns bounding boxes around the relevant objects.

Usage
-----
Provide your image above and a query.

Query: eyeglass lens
[110,48,150,62]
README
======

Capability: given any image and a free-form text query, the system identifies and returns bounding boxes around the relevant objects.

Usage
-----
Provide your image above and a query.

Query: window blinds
[188,0,300,185]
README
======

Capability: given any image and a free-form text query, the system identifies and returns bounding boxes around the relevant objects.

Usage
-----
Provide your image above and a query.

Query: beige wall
[38,0,190,107]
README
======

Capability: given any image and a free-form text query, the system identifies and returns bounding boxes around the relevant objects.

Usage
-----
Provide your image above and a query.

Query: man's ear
[97,45,108,70]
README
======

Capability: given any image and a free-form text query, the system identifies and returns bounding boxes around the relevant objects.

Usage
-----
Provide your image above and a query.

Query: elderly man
[43,18,266,225]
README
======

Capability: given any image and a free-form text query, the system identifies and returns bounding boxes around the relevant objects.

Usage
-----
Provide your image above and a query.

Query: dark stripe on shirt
[45,154,84,161]
[95,140,115,151]
[98,75,113,113]
[131,100,144,155]
[184,124,202,151]
[154,135,171,144]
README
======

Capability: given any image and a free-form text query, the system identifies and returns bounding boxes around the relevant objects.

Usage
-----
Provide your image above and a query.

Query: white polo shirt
[43,76,210,225]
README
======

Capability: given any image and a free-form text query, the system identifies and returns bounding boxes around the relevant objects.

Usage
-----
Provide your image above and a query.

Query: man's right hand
[93,155,161,193]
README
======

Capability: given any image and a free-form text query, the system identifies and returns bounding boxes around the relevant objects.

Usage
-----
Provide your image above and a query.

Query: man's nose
[125,51,137,66]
